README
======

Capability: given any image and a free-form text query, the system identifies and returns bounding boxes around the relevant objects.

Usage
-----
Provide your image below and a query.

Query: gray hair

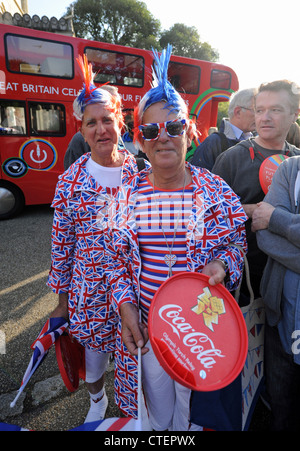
[228,88,257,118]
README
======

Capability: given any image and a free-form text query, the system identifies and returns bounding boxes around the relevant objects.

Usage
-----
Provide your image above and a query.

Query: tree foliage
[160,24,218,62]
[217,102,229,128]
[68,0,161,47]
[67,0,218,62]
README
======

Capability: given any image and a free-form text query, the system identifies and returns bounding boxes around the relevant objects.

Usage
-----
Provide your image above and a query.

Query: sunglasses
[139,119,186,141]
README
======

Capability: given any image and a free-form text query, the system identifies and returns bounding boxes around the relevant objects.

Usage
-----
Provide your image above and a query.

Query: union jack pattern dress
[104,162,248,418]
[47,150,148,353]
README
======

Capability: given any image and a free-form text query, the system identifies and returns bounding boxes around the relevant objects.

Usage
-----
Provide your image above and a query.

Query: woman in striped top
[105,46,248,429]
[136,174,194,325]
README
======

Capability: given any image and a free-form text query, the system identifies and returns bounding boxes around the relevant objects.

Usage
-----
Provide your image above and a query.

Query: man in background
[212,80,300,299]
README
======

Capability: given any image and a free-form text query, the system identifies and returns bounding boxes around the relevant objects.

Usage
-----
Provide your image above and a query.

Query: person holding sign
[104,45,248,430]
[212,80,300,299]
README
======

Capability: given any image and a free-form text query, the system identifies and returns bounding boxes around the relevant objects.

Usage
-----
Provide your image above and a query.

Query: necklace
[152,172,186,278]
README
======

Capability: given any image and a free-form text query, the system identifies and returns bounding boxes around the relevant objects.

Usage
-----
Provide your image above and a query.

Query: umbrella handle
[135,346,142,431]
[10,358,42,408]
[10,389,24,409]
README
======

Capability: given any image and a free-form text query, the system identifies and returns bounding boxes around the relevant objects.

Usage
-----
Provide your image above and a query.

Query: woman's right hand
[120,303,149,356]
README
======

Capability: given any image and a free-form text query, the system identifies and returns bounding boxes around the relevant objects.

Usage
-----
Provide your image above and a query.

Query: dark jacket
[191,120,239,170]
[212,139,300,296]
[257,156,300,325]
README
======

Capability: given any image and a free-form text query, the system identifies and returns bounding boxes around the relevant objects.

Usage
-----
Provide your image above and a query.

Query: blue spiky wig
[134,45,190,141]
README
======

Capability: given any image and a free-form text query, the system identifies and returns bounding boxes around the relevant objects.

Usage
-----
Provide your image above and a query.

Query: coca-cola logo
[158,304,225,375]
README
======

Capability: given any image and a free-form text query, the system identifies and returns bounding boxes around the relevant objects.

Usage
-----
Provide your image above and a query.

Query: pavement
[0,204,271,431]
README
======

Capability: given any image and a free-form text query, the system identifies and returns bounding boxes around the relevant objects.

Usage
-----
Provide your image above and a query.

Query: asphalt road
[0,204,271,431]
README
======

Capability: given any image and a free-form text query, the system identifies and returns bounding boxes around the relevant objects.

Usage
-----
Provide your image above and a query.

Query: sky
[28,0,300,91]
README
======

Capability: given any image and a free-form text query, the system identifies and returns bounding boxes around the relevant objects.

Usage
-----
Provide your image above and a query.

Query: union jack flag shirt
[104,163,248,418]
[47,150,149,353]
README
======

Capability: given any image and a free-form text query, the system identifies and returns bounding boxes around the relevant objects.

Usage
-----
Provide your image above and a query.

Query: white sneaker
[84,391,108,424]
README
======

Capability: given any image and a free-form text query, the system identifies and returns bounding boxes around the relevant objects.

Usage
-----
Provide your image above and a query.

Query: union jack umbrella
[10,317,68,408]
[4,347,143,431]
[70,417,138,431]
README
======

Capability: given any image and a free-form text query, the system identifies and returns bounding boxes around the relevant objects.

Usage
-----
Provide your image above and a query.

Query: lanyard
[249,144,290,162]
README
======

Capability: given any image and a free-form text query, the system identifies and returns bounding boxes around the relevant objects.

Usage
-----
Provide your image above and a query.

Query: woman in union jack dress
[47,55,150,424]
[104,45,248,430]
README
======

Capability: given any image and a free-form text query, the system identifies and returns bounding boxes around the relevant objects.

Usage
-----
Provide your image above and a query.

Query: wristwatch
[212,258,229,273]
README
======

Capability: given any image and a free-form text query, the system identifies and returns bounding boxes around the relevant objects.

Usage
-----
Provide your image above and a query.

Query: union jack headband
[73,54,123,124]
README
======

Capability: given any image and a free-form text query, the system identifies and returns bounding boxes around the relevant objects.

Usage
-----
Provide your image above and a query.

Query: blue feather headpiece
[137,44,188,120]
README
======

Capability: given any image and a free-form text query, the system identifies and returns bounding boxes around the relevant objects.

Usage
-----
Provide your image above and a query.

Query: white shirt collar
[224,119,252,141]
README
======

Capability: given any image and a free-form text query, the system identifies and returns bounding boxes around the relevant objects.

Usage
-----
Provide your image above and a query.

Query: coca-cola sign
[149,273,248,392]
[159,304,225,372]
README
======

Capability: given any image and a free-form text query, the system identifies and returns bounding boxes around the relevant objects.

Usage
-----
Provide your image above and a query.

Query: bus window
[5,34,73,78]
[210,70,231,90]
[168,62,200,94]
[85,47,144,87]
[29,103,66,136]
[0,100,26,135]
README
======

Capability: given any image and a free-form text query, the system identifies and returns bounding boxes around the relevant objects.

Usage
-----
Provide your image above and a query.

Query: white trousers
[142,342,203,431]
[84,348,110,383]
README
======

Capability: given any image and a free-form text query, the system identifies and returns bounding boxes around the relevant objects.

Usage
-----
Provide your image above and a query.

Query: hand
[202,260,226,286]
[120,303,149,356]
[251,202,275,232]
[50,292,69,320]
[242,203,257,218]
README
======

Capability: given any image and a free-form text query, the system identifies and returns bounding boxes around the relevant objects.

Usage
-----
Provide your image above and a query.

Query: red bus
[0,23,238,219]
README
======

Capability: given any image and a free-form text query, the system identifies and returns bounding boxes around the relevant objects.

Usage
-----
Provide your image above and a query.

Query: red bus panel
[0,23,238,218]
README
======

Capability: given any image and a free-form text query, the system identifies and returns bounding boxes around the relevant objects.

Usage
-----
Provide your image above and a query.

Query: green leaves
[67,0,218,61]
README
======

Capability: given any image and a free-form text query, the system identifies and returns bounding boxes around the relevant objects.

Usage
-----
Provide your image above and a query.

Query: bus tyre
[0,181,25,219]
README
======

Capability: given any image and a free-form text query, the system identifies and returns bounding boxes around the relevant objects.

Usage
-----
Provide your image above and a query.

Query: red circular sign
[148,273,248,392]
[55,333,85,392]
[20,139,57,171]
[259,154,288,194]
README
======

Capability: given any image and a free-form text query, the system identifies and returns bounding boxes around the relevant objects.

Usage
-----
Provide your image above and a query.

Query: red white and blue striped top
[135,176,193,324]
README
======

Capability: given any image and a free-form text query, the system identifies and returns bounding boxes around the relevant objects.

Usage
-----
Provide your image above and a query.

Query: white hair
[228,88,257,118]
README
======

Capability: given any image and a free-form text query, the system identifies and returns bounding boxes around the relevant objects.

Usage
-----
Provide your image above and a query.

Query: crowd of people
[45,47,300,431]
